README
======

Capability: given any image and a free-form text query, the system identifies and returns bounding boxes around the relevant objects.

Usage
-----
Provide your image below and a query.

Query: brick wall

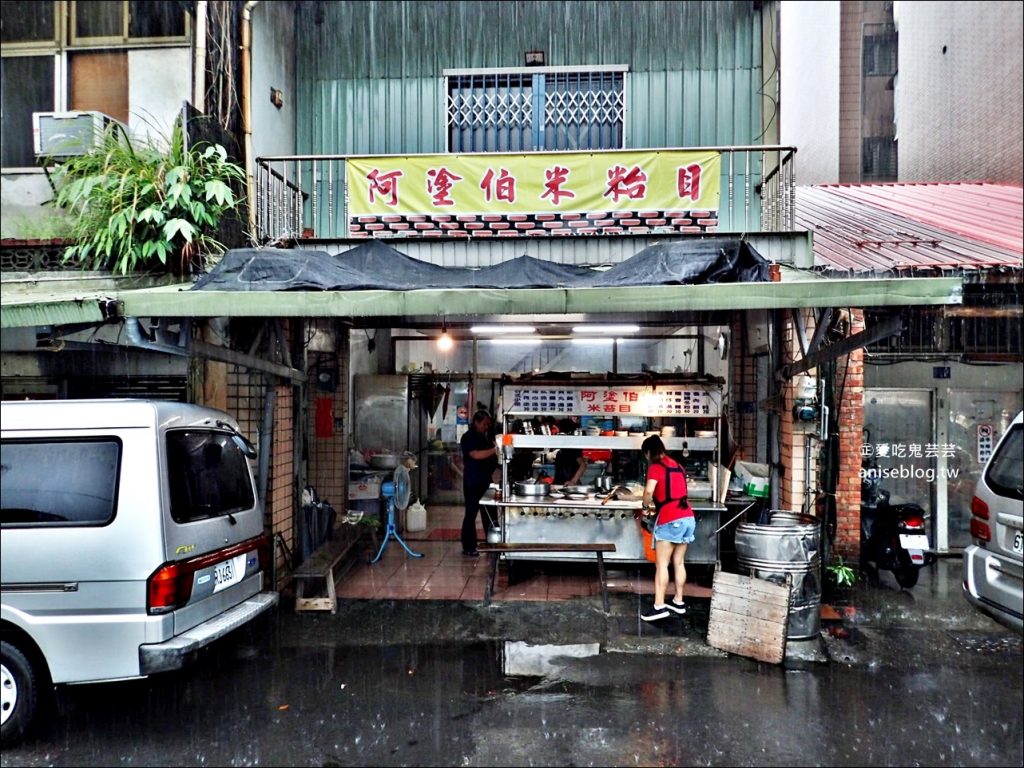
[778,309,820,514]
[729,314,759,462]
[837,2,867,182]
[348,210,718,238]
[833,310,865,558]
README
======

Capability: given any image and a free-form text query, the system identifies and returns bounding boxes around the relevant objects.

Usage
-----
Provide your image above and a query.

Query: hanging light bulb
[437,324,454,351]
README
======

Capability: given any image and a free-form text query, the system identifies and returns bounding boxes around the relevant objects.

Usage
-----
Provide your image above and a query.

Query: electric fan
[370,463,423,563]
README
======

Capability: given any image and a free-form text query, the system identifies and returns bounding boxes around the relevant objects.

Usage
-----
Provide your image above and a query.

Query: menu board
[503,385,720,417]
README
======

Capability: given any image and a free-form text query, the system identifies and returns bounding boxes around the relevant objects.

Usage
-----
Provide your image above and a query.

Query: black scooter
[860,458,930,589]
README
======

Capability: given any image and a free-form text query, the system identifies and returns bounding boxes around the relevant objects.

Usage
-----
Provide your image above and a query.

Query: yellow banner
[346,150,720,217]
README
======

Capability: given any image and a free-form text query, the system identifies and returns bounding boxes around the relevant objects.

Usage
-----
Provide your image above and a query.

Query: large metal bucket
[735,510,822,640]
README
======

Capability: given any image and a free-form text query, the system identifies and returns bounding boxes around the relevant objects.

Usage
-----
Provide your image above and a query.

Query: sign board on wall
[347,149,721,238]
[503,385,722,418]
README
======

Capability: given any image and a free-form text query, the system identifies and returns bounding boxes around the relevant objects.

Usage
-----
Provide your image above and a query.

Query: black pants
[461,479,495,553]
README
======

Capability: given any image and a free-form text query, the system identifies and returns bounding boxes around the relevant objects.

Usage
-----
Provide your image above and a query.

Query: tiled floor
[334,504,712,603]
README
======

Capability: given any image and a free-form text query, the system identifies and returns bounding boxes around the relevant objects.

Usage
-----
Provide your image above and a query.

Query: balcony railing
[253,145,796,244]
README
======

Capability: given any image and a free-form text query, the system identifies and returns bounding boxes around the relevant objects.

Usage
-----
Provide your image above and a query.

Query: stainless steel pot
[562,484,594,495]
[370,453,400,469]
[514,481,551,496]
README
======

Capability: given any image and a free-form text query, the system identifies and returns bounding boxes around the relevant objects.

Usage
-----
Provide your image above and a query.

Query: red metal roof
[795,182,1023,274]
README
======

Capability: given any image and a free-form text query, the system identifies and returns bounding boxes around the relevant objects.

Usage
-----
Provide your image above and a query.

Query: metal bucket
[735,510,822,640]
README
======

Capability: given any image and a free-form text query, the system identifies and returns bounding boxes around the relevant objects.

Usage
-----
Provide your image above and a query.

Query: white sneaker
[667,599,687,615]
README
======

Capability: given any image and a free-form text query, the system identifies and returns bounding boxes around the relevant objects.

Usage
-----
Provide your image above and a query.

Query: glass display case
[482,379,727,564]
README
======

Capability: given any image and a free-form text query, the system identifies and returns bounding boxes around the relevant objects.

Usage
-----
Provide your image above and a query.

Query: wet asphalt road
[2,558,1021,767]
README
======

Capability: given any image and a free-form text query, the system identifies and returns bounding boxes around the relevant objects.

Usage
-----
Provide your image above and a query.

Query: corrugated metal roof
[795,183,1023,274]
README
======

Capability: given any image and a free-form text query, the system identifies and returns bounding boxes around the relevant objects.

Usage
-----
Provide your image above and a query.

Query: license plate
[1013,531,1023,555]
[899,534,929,550]
[213,553,247,593]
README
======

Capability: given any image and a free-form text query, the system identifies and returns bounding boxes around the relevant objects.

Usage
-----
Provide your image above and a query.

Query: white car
[1,400,279,744]
[963,410,1024,633]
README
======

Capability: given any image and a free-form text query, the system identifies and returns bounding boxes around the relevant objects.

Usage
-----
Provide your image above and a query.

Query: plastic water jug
[406,499,427,532]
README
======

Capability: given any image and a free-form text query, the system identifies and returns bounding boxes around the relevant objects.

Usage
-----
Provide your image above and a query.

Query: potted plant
[52,119,245,276]
[824,555,859,605]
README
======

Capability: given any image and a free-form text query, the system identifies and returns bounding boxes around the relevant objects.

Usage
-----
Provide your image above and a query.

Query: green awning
[1,270,963,329]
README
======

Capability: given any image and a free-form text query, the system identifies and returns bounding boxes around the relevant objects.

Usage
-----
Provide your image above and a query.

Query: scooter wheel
[894,567,919,589]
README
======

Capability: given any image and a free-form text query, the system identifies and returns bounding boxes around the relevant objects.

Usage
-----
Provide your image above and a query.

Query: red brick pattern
[729,314,760,462]
[347,210,718,238]
[833,310,865,558]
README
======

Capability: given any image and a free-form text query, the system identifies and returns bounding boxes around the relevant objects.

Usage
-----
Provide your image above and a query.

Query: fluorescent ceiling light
[571,337,615,346]
[488,338,542,346]
[571,324,640,334]
[470,325,536,334]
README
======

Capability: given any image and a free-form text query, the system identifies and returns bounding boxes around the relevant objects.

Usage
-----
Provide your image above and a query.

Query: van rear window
[0,438,121,526]
[166,430,256,523]
[985,424,1023,501]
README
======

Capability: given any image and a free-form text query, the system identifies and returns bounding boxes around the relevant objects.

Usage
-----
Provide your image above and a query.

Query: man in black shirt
[459,409,498,556]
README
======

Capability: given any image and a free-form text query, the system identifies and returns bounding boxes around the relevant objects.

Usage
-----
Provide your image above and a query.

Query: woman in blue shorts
[639,435,696,621]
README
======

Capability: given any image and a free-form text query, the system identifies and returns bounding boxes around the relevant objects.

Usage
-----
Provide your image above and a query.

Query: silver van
[963,409,1023,633]
[1,399,279,743]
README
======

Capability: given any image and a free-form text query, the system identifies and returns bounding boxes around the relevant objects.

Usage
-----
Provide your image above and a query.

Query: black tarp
[191,238,770,292]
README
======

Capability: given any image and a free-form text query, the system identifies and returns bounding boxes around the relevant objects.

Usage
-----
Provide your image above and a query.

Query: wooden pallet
[706,569,791,664]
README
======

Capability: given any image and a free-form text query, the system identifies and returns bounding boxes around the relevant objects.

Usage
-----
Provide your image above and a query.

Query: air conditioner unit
[32,111,119,158]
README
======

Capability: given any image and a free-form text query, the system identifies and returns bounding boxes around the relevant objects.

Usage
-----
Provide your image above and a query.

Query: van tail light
[147,533,271,614]
[148,562,188,612]
[970,518,991,542]
[970,496,989,520]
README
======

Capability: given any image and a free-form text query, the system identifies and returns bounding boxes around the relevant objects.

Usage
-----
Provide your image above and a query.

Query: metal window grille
[863,24,898,77]
[866,287,1024,359]
[446,67,625,152]
[862,136,898,181]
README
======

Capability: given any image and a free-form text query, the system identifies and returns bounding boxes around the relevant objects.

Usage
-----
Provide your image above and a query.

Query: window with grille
[862,136,898,181]
[863,24,897,77]
[445,66,626,153]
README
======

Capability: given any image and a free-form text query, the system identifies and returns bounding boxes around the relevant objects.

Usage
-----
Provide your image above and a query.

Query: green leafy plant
[357,516,381,531]
[52,120,244,275]
[826,556,858,587]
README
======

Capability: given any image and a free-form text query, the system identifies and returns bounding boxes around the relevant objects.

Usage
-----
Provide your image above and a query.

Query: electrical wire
[753,6,781,143]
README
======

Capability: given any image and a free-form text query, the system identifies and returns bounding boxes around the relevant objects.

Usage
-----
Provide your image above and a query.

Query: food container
[369,453,399,469]
[660,426,676,437]
[514,481,551,497]
[562,484,594,495]
[614,430,628,437]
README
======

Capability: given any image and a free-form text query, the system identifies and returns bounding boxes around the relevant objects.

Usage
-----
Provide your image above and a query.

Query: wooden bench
[292,526,368,613]
[476,542,617,612]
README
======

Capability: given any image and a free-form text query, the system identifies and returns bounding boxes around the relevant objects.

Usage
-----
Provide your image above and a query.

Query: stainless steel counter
[481,493,724,564]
